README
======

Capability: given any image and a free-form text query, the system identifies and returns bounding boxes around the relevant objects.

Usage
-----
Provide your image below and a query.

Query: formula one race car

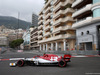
[10,53,71,67]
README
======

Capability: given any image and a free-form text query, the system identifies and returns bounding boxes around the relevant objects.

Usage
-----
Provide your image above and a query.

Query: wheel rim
[60,61,65,66]
[17,60,24,67]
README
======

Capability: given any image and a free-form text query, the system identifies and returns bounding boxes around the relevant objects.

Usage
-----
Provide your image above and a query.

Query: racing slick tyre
[58,59,66,67]
[17,60,25,67]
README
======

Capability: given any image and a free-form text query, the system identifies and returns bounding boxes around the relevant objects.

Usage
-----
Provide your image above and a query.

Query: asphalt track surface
[0,51,100,75]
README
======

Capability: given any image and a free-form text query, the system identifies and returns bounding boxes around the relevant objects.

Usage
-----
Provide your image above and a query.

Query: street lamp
[17,12,20,39]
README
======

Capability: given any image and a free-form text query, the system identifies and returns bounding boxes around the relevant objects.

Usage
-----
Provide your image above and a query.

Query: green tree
[9,39,24,48]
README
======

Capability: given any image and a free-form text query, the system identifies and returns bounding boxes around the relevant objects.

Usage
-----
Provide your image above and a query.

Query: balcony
[44,13,51,20]
[38,35,43,39]
[30,44,39,48]
[44,7,51,14]
[44,25,50,31]
[38,25,43,30]
[72,17,92,29]
[53,17,74,26]
[38,34,75,43]
[31,36,38,39]
[53,25,72,33]
[72,0,83,8]
[38,15,43,20]
[31,31,38,36]
[44,0,52,9]
[66,34,76,38]
[44,19,51,25]
[54,0,73,12]
[38,20,43,25]
[30,41,38,44]
[72,4,92,18]
[53,0,58,5]
[53,8,74,19]
[38,30,43,34]
[44,32,51,37]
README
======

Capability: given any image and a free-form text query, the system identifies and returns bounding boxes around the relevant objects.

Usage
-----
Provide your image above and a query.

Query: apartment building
[23,27,30,50]
[38,0,76,51]
[72,0,100,50]
[32,13,38,26]
[0,35,8,47]
[30,27,39,50]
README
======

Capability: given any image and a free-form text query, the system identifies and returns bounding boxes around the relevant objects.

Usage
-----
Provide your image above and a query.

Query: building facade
[0,25,24,47]
[38,0,76,51]
[72,0,100,50]
[0,36,8,47]
[30,27,39,50]
[32,13,38,26]
[23,27,30,50]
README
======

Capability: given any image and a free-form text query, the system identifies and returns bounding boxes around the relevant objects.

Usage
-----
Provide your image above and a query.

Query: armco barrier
[40,50,99,55]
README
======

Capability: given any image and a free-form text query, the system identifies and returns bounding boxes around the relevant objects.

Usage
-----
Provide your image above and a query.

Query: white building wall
[76,22,100,49]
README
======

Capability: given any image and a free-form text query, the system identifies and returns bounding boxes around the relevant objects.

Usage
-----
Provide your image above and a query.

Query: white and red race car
[10,53,71,67]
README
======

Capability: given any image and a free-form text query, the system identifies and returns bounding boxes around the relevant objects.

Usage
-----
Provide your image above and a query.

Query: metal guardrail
[40,50,99,55]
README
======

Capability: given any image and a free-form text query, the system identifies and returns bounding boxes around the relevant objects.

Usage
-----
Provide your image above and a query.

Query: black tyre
[58,59,66,67]
[17,60,25,67]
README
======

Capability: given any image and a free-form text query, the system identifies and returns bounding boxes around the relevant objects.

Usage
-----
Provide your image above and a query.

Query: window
[93,8,100,17]
[50,1,53,5]
[81,32,84,35]
[87,31,89,34]
[93,0,100,4]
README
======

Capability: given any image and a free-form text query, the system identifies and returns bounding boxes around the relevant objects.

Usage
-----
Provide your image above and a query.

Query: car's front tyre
[17,60,25,67]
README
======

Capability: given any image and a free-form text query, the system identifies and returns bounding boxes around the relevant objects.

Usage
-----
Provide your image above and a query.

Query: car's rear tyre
[58,59,66,67]
[17,60,25,67]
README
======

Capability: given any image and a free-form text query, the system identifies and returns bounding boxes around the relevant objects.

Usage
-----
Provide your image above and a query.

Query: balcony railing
[38,25,43,30]
[44,0,52,9]
[53,8,74,19]
[44,26,50,31]
[72,0,83,8]
[44,32,51,37]
[31,31,38,36]
[38,34,75,43]
[53,25,72,33]
[44,13,51,20]
[44,19,51,25]
[30,45,39,48]
[31,36,38,39]
[38,35,43,39]
[38,15,43,20]
[72,17,92,28]
[53,0,58,5]
[38,30,43,34]
[54,0,73,12]
[38,20,43,25]
[44,7,51,14]
[30,41,38,44]
[72,4,92,18]
[53,17,74,26]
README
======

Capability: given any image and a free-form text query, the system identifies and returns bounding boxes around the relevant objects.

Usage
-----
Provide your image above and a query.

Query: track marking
[72,55,100,57]
[10,58,25,60]
[0,58,25,61]
[0,59,9,61]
